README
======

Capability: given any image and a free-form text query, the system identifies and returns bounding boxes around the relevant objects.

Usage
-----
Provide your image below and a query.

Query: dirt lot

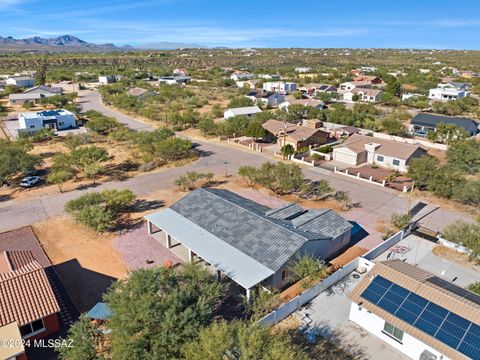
[32,215,127,312]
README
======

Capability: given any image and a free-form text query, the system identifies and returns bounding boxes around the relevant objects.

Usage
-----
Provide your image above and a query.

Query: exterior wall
[16,352,28,360]
[7,78,35,87]
[55,114,77,130]
[18,114,76,131]
[349,303,452,360]
[428,87,468,101]
[370,152,408,172]
[332,147,362,165]
[24,313,60,341]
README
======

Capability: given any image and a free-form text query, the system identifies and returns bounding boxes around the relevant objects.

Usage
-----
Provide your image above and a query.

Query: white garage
[332,146,366,166]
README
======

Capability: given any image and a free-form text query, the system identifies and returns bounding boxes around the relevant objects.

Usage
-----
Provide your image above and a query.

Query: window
[392,159,400,166]
[59,121,64,126]
[376,155,384,162]
[19,319,45,338]
[281,270,288,280]
[383,322,404,342]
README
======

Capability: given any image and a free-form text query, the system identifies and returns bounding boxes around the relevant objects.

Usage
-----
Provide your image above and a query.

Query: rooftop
[225,106,262,115]
[262,119,329,141]
[0,250,60,327]
[410,113,478,134]
[335,134,427,160]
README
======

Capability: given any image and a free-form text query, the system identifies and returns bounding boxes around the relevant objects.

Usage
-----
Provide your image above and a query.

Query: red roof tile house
[0,251,60,343]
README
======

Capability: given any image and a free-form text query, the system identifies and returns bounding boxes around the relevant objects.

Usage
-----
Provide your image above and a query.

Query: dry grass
[432,245,479,270]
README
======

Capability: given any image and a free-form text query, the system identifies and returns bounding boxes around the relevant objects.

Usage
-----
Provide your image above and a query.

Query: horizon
[1,0,480,50]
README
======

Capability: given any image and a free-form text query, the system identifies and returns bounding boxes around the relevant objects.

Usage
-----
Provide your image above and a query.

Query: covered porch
[145,209,275,301]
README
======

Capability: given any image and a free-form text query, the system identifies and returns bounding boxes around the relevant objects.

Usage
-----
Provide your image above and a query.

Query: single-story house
[344,88,382,103]
[332,134,427,172]
[127,87,157,98]
[279,99,325,111]
[246,91,285,106]
[98,75,123,84]
[0,251,61,342]
[235,80,257,89]
[262,81,297,94]
[230,72,253,81]
[223,106,262,119]
[145,188,352,298]
[6,76,35,88]
[353,75,384,85]
[158,76,192,85]
[295,67,311,73]
[409,113,479,137]
[173,68,188,76]
[334,126,361,138]
[262,119,330,150]
[299,84,337,97]
[9,85,63,105]
[18,109,77,134]
[338,81,372,93]
[349,260,480,360]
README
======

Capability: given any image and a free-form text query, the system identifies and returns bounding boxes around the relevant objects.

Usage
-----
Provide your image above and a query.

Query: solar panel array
[361,275,480,360]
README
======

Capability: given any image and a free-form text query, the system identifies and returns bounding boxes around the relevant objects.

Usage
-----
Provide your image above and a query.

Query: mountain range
[0,35,209,53]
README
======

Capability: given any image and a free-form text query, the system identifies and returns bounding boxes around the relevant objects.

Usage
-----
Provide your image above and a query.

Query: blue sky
[1,0,480,49]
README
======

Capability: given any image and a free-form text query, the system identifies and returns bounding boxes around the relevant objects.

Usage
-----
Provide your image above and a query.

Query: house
[295,67,311,73]
[279,99,325,111]
[9,85,63,105]
[299,84,336,97]
[127,87,156,98]
[409,113,479,137]
[332,134,427,172]
[98,75,123,84]
[223,106,262,119]
[353,75,383,85]
[6,76,35,88]
[349,260,480,360]
[343,88,382,103]
[173,68,188,76]
[460,70,480,78]
[230,72,253,81]
[18,109,77,134]
[158,76,191,85]
[0,251,61,342]
[428,82,470,101]
[262,81,297,94]
[338,81,372,93]
[257,74,281,80]
[235,80,257,89]
[145,188,352,298]
[334,126,361,138]
[262,119,330,149]
[402,93,424,101]
[245,91,285,106]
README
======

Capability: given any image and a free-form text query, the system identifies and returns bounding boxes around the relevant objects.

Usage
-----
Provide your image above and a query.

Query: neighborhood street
[0,91,472,233]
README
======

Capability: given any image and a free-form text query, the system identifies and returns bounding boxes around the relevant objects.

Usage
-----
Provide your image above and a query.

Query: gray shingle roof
[410,113,478,135]
[169,188,352,271]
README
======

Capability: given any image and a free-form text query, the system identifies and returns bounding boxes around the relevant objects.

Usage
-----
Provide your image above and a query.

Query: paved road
[0,92,472,232]
[79,90,154,131]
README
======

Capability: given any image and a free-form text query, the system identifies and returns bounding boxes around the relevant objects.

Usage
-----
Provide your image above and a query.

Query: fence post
[382,180,386,186]
[357,172,360,178]
[345,169,349,175]
[369,176,373,181]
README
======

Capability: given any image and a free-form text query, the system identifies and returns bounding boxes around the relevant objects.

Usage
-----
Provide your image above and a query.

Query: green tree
[183,321,308,360]
[381,117,406,135]
[197,118,217,135]
[446,139,480,174]
[47,169,73,192]
[299,180,333,201]
[334,191,351,211]
[174,171,213,191]
[443,220,480,263]
[288,253,328,289]
[228,96,254,108]
[104,264,223,359]
[57,316,97,360]
[390,213,412,230]
[407,156,439,189]
[85,110,121,135]
[69,146,109,180]
[35,57,47,85]
[238,165,259,188]
[467,282,480,295]
[245,121,266,139]
[280,144,295,159]
[0,140,41,184]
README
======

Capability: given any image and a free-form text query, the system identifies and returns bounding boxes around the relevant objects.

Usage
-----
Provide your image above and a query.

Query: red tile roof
[0,251,60,327]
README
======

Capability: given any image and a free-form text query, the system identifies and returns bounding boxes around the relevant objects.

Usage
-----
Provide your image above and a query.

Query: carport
[145,209,275,300]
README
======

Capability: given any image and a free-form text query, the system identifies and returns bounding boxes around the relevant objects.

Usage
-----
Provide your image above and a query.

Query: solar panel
[360,276,480,360]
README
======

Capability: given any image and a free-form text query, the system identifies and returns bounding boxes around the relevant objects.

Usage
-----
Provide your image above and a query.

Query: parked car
[20,176,41,188]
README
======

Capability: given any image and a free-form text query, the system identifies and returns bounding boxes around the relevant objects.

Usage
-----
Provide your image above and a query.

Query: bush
[174,171,213,191]
[85,110,122,134]
[390,213,412,230]
[65,189,136,232]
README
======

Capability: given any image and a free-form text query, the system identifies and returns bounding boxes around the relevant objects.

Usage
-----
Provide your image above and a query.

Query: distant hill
[0,35,135,53]
[137,41,207,50]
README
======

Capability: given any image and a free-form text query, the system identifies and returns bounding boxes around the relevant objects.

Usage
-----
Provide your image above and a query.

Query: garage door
[332,148,358,165]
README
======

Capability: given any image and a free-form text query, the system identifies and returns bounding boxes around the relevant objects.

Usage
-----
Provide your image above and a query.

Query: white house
[173,68,188,76]
[6,76,35,88]
[230,72,253,81]
[349,260,480,360]
[98,75,123,84]
[332,134,427,172]
[158,76,192,85]
[401,93,423,101]
[343,88,382,103]
[262,81,297,94]
[295,67,311,73]
[18,109,77,134]
[338,81,371,93]
[223,106,262,119]
[245,91,285,106]
[279,99,325,111]
[9,85,63,105]
[428,82,470,101]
